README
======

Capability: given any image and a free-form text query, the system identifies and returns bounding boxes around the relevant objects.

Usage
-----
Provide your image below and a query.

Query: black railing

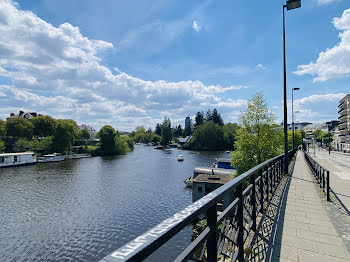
[338,108,345,114]
[304,152,330,201]
[99,149,297,262]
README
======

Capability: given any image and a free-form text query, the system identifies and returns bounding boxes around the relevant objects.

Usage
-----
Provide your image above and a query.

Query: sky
[0,0,349,132]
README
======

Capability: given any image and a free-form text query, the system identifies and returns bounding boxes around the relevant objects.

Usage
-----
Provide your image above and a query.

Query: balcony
[338,101,345,108]
[339,114,348,120]
[338,108,346,114]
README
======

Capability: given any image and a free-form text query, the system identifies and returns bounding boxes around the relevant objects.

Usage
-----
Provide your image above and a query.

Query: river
[0,145,228,262]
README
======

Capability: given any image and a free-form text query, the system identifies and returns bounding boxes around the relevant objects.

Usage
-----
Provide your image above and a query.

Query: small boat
[177,155,184,161]
[66,153,91,160]
[0,152,36,167]
[225,150,230,153]
[37,153,65,163]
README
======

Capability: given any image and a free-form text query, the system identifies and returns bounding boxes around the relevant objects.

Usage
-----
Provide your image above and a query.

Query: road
[311,148,350,216]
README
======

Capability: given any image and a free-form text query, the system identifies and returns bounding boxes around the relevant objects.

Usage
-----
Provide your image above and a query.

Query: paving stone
[313,241,350,259]
[297,249,350,262]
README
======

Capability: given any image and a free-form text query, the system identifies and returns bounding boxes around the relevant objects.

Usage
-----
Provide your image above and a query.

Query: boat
[177,155,184,161]
[0,152,36,167]
[66,153,91,160]
[184,159,236,187]
[225,150,230,153]
[37,153,66,163]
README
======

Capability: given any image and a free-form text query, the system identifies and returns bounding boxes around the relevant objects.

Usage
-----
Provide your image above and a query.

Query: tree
[52,119,79,153]
[195,111,204,127]
[231,93,283,174]
[173,124,183,137]
[13,138,31,152]
[313,129,326,145]
[0,140,5,152]
[160,117,172,145]
[32,115,57,137]
[155,124,162,136]
[206,109,213,121]
[223,123,240,150]
[81,129,90,141]
[322,132,333,154]
[0,119,6,137]
[6,118,34,139]
[212,108,224,126]
[189,121,224,150]
[97,125,117,155]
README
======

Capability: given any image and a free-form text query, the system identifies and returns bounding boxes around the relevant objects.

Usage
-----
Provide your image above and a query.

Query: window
[0,157,3,163]
[198,186,202,193]
[14,156,17,162]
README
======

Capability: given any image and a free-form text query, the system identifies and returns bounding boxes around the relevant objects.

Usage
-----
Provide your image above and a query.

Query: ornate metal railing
[100,149,297,262]
[304,152,330,201]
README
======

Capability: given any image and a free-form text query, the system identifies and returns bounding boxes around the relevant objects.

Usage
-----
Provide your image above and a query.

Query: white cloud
[288,93,345,122]
[192,20,201,32]
[314,0,342,5]
[0,0,246,131]
[255,64,266,70]
[295,9,350,82]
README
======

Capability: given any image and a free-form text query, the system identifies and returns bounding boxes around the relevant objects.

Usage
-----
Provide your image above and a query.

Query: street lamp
[292,87,300,150]
[283,0,301,174]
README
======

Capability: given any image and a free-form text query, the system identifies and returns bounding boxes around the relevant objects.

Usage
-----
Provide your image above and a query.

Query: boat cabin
[0,152,35,167]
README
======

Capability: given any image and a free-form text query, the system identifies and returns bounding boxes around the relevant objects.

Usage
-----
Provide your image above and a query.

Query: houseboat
[37,153,65,163]
[0,152,36,167]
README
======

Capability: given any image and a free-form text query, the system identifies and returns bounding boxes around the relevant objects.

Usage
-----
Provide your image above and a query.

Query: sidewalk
[249,151,350,261]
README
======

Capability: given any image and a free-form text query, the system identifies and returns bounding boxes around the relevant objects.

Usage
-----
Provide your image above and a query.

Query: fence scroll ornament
[100,149,297,262]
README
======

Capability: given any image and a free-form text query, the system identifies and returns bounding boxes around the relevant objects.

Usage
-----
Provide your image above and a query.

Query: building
[178,136,191,149]
[78,124,97,140]
[303,121,339,138]
[287,122,312,131]
[338,94,350,152]
[6,110,41,121]
[185,116,191,130]
[331,125,341,151]
[192,174,233,209]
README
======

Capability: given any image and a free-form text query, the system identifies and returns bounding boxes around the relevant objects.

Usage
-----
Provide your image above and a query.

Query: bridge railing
[100,149,297,262]
[304,151,330,201]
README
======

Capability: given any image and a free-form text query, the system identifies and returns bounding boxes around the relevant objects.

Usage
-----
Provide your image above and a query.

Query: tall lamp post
[283,0,301,174]
[292,87,300,149]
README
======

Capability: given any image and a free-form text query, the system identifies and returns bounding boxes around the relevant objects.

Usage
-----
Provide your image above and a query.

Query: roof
[193,174,232,185]
[0,152,34,156]
[217,158,231,163]
[178,136,191,143]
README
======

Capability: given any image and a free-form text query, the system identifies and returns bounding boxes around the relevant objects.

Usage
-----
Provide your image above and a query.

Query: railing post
[250,173,256,231]
[327,170,330,202]
[322,169,325,192]
[206,205,217,262]
[235,184,244,261]
[259,168,264,213]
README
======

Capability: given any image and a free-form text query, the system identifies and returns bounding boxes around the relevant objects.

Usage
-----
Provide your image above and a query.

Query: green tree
[115,135,131,154]
[231,93,283,174]
[97,125,117,155]
[313,129,326,145]
[52,119,79,153]
[155,124,162,136]
[81,129,90,141]
[189,121,224,150]
[160,117,172,145]
[0,140,5,152]
[223,123,240,150]
[32,115,57,137]
[151,133,161,143]
[195,111,204,127]
[322,132,333,150]
[0,119,6,137]
[6,118,34,139]
[212,108,224,126]
[13,138,31,152]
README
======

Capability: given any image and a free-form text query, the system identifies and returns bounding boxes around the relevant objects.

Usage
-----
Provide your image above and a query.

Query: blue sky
[0,0,349,131]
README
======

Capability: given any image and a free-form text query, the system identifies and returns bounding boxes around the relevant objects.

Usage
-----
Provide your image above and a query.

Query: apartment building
[338,94,350,152]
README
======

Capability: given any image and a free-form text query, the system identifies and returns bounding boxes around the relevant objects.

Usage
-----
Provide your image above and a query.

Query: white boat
[177,155,184,161]
[66,153,91,160]
[0,152,36,167]
[37,153,66,163]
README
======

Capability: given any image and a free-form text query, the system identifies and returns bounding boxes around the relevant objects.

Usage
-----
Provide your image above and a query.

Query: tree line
[0,116,133,156]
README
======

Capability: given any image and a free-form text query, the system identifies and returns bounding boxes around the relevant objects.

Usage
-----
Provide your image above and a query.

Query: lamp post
[292,87,300,150]
[283,0,301,174]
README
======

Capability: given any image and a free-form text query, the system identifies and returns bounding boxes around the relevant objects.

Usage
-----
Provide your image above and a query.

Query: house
[6,110,41,121]
[78,124,97,140]
[178,136,191,148]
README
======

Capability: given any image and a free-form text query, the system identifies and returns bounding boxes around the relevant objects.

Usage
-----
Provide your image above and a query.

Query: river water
[0,145,228,262]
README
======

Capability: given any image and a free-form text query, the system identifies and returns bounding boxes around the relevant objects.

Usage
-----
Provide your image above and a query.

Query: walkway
[249,151,350,262]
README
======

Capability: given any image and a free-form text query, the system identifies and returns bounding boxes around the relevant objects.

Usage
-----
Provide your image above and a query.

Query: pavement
[249,151,350,262]
[311,148,350,217]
